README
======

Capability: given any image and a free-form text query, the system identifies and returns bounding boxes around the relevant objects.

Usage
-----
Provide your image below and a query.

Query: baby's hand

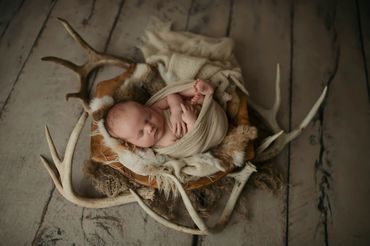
[170,111,187,138]
[180,103,197,131]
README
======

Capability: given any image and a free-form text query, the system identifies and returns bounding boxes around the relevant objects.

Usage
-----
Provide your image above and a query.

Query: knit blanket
[139,18,248,111]
[146,79,228,158]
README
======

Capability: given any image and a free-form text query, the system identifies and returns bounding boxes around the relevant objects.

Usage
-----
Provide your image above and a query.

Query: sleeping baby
[105,79,228,158]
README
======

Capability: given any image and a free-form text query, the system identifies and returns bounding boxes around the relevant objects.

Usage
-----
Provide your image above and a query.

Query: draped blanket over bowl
[92,19,255,193]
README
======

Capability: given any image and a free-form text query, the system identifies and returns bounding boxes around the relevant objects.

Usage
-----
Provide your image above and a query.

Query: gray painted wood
[186,0,230,37]
[0,0,122,244]
[0,0,55,113]
[0,0,369,245]
[106,0,192,61]
[202,0,291,244]
[324,1,370,245]
[290,1,370,245]
[358,0,370,104]
[0,0,25,38]
[288,1,338,245]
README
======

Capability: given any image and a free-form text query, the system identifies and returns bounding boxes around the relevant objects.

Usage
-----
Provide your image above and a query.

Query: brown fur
[83,160,133,197]
[212,125,257,170]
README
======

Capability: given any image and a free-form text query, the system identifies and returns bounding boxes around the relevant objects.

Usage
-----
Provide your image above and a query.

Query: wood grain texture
[325,0,370,245]
[107,0,192,61]
[290,0,370,245]
[357,0,370,104]
[0,0,122,244]
[0,0,55,113]
[288,1,338,245]
[202,0,290,244]
[0,0,25,38]
[186,0,230,37]
[0,0,369,244]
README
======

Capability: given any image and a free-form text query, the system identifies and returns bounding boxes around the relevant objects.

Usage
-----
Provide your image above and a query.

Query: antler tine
[44,125,62,167]
[130,189,207,235]
[48,18,131,112]
[255,137,287,162]
[93,53,132,68]
[285,86,327,142]
[211,163,257,232]
[257,130,284,154]
[61,111,88,190]
[248,64,281,132]
[65,92,90,112]
[279,86,327,147]
[163,174,208,231]
[57,17,97,58]
[42,56,80,73]
[40,155,64,192]
[42,55,90,111]
[57,17,131,68]
[272,63,281,120]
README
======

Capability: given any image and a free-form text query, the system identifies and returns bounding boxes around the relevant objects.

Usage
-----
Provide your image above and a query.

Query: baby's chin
[156,123,166,140]
[134,136,159,148]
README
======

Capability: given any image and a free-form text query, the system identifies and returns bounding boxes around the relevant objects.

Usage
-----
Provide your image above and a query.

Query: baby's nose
[145,123,155,133]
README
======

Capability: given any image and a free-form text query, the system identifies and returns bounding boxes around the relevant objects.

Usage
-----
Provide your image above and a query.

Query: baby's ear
[108,130,119,139]
[103,119,118,139]
[109,128,123,140]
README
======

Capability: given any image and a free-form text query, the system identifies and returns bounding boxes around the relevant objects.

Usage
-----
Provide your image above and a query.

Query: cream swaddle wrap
[145,79,228,158]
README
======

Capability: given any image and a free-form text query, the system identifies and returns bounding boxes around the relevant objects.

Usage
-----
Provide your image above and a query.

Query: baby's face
[110,101,164,148]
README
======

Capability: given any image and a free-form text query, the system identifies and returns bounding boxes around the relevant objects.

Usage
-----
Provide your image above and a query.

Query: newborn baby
[106,79,215,149]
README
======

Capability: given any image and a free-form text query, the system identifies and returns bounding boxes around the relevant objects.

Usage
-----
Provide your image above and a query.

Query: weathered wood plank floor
[0,0,369,245]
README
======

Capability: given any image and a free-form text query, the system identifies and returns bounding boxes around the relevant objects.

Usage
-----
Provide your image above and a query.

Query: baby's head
[105,101,164,148]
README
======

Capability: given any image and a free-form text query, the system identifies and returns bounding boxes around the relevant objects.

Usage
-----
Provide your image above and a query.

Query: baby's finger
[180,124,185,136]
[174,123,178,136]
[181,122,187,134]
[171,124,176,134]
[175,123,181,137]
[176,123,182,137]
[180,103,187,112]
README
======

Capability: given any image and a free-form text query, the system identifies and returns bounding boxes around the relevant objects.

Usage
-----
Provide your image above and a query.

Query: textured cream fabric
[139,18,249,111]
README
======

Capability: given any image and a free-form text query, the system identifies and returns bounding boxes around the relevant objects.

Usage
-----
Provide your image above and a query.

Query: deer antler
[40,19,154,208]
[42,18,131,112]
[250,64,327,162]
[41,19,322,233]
[130,163,257,235]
